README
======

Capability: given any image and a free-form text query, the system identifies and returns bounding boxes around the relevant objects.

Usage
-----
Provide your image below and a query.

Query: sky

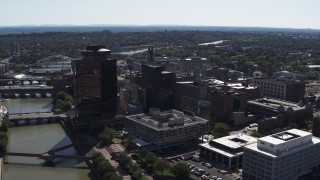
[0,0,319,29]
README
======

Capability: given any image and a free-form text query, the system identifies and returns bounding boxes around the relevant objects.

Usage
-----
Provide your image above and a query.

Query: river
[2,98,90,180]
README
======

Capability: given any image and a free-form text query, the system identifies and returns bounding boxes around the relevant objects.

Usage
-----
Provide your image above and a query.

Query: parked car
[217,178,223,180]
[170,159,176,163]
[211,176,218,180]
[205,162,212,168]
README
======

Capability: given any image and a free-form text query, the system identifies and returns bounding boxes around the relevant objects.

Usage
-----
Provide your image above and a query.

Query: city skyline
[1,0,319,29]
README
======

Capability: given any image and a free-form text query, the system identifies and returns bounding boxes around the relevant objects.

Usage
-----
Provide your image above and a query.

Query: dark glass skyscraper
[74,45,117,119]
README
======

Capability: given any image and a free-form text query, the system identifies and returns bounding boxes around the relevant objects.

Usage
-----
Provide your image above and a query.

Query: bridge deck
[5,152,90,160]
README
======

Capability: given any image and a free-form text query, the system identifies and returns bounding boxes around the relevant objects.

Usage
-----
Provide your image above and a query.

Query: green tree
[99,128,114,145]
[124,133,135,151]
[117,152,132,166]
[212,122,229,138]
[129,163,139,174]
[170,163,190,180]
[153,159,170,175]
[92,153,106,167]
[0,117,9,132]
[250,130,262,138]
[145,152,158,166]
[133,169,143,180]
[53,91,74,112]
[139,148,149,159]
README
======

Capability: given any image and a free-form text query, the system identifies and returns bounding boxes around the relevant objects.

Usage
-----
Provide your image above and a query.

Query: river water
[2,98,90,180]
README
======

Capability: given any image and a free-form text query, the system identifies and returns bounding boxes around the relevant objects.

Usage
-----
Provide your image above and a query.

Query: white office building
[243,129,320,180]
[199,134,257,170]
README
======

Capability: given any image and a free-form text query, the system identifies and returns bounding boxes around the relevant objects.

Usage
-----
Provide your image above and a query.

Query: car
[211,176,217,180]
[205,163,212,168]
[170,159,176,163]
[187,163,191,166]
[220,170,227,174]
[217,178,223,180]
[236,177,242,180]
[206,172,210,176]
[189,165,195,169]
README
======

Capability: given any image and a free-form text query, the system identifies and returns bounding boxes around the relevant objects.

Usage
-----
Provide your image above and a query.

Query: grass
[155,169,173,176]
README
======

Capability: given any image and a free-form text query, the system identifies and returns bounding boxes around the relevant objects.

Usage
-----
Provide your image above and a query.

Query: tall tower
[74,45,117,120]
[147,46,154,62]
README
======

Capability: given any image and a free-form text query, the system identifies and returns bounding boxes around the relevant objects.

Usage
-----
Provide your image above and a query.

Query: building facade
[199,134,257,170]
[73,45,117,119]
[141,64,175,111]
[253,78,305,103]
[125,109,209,151]
[248,98,313,130]
[243,129,320,180]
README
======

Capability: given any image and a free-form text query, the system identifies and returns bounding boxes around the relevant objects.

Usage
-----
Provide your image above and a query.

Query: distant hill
[0,25,319,35]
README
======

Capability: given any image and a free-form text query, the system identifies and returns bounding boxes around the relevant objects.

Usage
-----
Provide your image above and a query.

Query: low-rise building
[125,109,209,151]
[199,134,257,170]
[243,129,320,180]
[248,98,313,130]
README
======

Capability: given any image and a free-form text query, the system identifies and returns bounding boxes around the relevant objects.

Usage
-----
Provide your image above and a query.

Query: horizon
[1,0,319,29]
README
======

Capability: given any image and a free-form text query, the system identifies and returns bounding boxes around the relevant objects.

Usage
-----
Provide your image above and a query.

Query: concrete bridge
[0,85,53,98]
[8,112,68,126]
[5,144,92,162]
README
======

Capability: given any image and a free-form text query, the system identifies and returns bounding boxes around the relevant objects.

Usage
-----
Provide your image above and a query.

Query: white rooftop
[245,129,320,157]
[259,129,311,145]
[199,134,257,157]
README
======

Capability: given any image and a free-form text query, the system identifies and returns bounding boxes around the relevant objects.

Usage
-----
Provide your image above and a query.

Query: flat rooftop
[245,136,320,158]
[248,98,305,111]
[260,129,311,145]
[126,109,208,131]
[199,134,257,157]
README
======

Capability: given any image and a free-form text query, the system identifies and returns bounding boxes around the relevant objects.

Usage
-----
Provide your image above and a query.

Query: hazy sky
[1,0,319,29]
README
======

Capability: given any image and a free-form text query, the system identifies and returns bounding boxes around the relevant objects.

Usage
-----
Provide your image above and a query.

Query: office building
[248,98,313,130]
[243,129,320,180]
[253,78,305,102]
[199,134,257,170]
[73,45,117,119]
[141,64,175,111]
[125,109,209,151]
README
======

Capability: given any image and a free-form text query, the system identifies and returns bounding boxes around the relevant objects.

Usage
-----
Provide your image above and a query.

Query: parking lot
[170,156,240,180]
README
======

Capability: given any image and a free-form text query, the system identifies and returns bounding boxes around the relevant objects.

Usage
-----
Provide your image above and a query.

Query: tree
[92,153,105,167]
[133,169,143,180]
[99,128,114,145]
[212,122,229,138]
[124,133,135,151]
[117,152,132,166]
[97,161,114,176]
[129,163,139,174]
[250,130,262,138]
[153,159,170,175]
[145,152,158,166]
[0,117,9,132]
[170,163,190,180]
[53,91,74,112]
[139,148,149,159]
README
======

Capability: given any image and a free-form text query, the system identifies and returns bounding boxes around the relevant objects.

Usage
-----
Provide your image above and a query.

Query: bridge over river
[5,144,92,162]
[0,85,53,98]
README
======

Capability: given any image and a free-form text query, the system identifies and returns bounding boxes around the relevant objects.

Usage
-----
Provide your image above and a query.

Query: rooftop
[200,134,257,157]
[126,109,208,131]
[260,129,311,145]
[244,129,320,157]
[248,98,305,112]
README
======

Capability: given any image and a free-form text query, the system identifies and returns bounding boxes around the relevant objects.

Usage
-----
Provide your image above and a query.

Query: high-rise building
[141,64,175,111]
[73,45,117,119]
[243,129,320,180]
